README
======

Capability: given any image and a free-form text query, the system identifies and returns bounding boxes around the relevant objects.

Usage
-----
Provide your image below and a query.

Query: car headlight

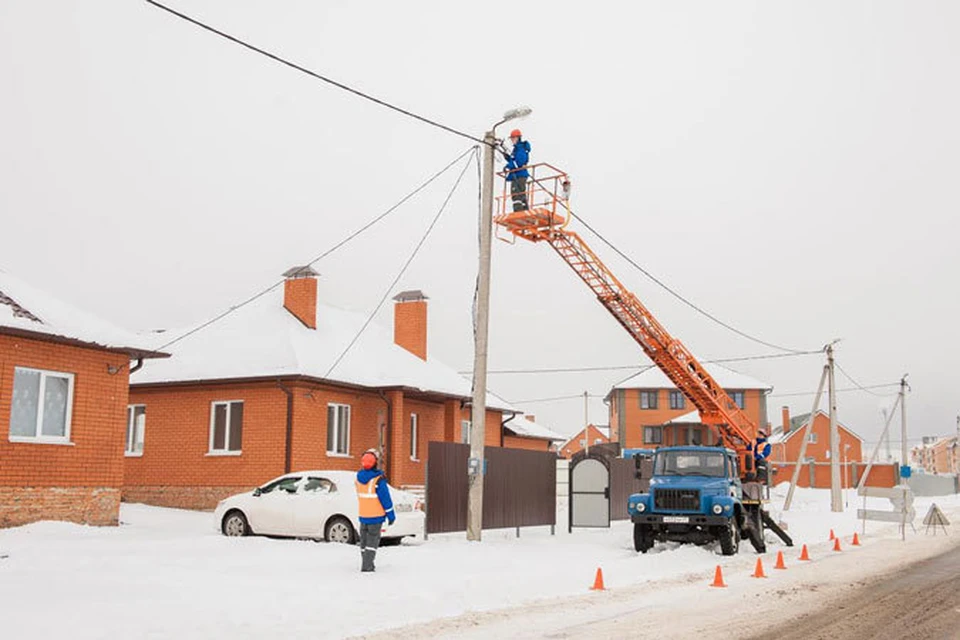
[637,502,646,512]
[712,504,723,515]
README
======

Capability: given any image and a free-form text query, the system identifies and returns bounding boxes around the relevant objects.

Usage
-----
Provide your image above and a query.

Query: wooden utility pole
[828,344,842,512]
[467,130,495,542]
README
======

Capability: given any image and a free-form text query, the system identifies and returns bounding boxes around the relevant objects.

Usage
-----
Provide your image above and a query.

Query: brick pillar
[387,390,405,484]
[443,399,459,442]
[781,406,790,432]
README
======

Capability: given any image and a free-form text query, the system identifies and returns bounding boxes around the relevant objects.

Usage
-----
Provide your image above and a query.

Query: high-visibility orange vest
[356,476,386,519]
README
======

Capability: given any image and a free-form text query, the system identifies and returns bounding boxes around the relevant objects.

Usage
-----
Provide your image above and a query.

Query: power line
[565,208,813,354]
[460,349,821,375]
[155,146,475,352]
[324,149,476,377]
[835,362,895,398]
[510,393,606,404]
[144,0,486,146]
[770,383,900,398]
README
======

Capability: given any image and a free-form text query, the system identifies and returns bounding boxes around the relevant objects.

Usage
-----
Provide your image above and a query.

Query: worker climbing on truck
[502,129,531,211]
[751,427,772,483]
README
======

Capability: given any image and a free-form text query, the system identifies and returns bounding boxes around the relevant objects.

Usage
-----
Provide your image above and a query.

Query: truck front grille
[654,488,701,511]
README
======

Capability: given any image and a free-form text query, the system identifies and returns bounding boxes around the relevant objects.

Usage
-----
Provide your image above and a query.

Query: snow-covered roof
[767,410,861,444]
[131,287,512,410]
[665,410,703,425]
[505,416,566,442]
[613,362,772,391]
[0,269,165,357]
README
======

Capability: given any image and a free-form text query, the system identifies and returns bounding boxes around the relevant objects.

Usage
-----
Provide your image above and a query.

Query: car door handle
[603,487,610,499]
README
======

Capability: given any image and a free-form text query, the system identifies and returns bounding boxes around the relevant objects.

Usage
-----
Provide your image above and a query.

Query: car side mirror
[253,487,262,497]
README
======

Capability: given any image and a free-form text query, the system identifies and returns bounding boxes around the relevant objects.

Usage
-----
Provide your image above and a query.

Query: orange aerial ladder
[494,164,760,474]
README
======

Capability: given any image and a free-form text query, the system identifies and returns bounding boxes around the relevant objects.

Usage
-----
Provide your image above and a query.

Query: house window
[640,390,659,410]
[410,413,419,460]
[669,391,685,410]
[126,405,146,455]
[460,420,472,444]
[9,367,74,443]
[807,432,818,444]
[594,438,603,444]
[644,426,663,444]
[326,403,351,455]
[209,401,243,454]
[725,390,746,410]
[579,439,586,447]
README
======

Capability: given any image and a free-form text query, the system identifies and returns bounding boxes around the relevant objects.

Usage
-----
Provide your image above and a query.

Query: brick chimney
[282,266,318,329]
[392,290,428,360]
[781,406,791,433]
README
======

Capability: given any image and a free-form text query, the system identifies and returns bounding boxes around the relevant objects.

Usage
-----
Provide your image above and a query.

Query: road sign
[858,483,915,539]
[922,503,950,535]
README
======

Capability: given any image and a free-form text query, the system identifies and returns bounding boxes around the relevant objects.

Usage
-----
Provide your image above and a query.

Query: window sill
[206,450,242,457]
[125,451,144,458]
[326,452,352,458]
[8,436,74,446]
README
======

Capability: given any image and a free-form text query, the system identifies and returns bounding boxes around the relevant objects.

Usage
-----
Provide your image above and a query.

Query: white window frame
[460,420,471,445]
[807,432,818,444]
[8,366,75,445]
[327,403,351,456]
[208,400,243,456]
[669,390,685,410]
[409,413,419,461]
[640,390,658,410]
[126,404,146,456]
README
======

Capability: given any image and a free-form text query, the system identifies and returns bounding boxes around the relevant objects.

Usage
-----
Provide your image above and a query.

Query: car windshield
[654,451,726,478]
[259,476,301,494]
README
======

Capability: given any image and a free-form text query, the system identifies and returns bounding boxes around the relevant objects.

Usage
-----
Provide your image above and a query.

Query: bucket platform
[494,163,571,243]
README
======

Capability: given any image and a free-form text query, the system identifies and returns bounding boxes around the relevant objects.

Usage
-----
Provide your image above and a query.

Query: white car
[214,470,425,544]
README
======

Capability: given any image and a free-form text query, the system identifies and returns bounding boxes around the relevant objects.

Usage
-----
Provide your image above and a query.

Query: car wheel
[325,516,357,544]
[380,537,403,547]
[222,510,249,537]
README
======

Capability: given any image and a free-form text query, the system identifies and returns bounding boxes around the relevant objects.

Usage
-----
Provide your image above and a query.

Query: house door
[569,457,610,530]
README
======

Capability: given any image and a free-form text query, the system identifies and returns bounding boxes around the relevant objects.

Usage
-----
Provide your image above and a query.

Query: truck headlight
[712,504,723,515]
[637,503,646,512]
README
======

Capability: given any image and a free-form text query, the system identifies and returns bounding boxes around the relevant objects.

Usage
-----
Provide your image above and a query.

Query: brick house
[502,414,565,452]
[607,363,772,449]
[124,268,516,509]
[558,424,609,459]
[0,270,165,527]
[911,433,959,475]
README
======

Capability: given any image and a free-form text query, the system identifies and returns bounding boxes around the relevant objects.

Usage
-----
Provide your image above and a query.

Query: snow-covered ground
[0,487,957,639]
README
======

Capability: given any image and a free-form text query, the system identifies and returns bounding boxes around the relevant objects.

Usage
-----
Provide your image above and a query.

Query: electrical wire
[155,147,475,353]
[509,393,606,404]
[769,383,900,398]
[835,362,899,398]
[324,148,477,377]
[144,0,487,146]
[565,208,813,354]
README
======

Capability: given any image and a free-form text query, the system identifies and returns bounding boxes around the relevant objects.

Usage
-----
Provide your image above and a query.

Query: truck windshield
[654,451,726,478]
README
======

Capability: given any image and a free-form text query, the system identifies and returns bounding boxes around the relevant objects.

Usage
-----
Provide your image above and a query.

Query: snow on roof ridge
[612,361,772,391]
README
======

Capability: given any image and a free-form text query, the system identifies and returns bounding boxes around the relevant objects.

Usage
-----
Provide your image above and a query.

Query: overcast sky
[2,1,958,452]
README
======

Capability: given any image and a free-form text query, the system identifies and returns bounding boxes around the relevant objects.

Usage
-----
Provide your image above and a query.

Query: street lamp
[468,106,532,542]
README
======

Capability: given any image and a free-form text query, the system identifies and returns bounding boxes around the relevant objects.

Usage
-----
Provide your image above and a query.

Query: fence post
[808,461,815,488]
[423,460,429,541]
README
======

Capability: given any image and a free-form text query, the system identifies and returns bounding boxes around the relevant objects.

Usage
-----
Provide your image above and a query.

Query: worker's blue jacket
[752,437,771,461]
[504,139,531,180]
[356,468,395,525]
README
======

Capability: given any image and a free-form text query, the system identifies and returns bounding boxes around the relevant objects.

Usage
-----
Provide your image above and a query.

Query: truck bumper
[632,514,730,526]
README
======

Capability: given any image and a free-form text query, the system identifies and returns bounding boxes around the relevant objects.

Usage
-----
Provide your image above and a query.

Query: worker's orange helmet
[361,448,379,470]
[509,128,522,138]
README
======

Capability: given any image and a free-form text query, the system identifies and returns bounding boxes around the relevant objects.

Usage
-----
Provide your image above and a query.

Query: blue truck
[627,446,790,555]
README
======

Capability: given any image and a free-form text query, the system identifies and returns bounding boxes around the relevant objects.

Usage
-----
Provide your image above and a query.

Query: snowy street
[1,488,957,639]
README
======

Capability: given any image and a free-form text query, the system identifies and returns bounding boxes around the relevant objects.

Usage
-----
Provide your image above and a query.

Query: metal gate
[569,456,610,531]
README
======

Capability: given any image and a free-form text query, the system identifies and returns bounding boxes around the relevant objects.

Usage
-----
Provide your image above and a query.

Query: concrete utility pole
[900,375,909,469]
[784,360,827,511]
[828,343,842,512]
[467,107,531,542]
[583,391,589,456]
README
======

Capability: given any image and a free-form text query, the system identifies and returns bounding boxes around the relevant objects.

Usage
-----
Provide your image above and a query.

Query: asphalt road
[746,542,960,640]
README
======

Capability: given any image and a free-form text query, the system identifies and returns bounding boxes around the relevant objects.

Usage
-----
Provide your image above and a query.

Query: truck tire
[718,519,739,556]
[634,523,655,553]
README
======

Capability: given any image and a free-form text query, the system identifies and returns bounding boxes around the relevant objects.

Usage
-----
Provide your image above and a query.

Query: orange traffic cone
[710,565,727,588]
[829,529,836,540]
[590,567,605,591]
[833,537,842,552]
[852,532,862,546]
[798,544,811,561]
[752,558,767,578]
[774,550,787,570]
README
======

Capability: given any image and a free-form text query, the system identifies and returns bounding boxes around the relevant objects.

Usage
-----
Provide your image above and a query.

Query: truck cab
[627,446,762,555]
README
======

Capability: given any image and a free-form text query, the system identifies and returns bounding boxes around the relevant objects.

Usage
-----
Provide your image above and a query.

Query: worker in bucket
[502,129,531,212]
[355,448,395,572]
[752,428,772,483]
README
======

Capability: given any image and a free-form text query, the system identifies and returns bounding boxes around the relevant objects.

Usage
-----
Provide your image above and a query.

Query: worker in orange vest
[356,448,395,572]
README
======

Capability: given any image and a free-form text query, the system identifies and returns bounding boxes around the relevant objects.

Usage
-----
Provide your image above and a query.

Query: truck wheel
[634,523,654,553]
[718,519,739,556]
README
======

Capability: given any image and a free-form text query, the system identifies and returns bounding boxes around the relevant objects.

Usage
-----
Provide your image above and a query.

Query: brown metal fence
[610,456,651,520]
[425,442,556,535]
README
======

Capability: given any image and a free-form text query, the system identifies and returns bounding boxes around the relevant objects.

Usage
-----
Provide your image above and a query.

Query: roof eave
[0,326,170,360]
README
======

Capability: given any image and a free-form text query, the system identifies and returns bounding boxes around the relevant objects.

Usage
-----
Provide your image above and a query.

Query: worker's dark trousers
[511,176,528,211]
[359,523,381,572]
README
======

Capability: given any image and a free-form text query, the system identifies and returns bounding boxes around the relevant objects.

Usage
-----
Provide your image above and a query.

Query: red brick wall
[617,388,767,449]
[769,413,863,466]
[560,425,609,459]
[0,334,130,527]
[125,380,498,507]
[394,300,427,360]
[770,462,897,489]
[503,435,551,452]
